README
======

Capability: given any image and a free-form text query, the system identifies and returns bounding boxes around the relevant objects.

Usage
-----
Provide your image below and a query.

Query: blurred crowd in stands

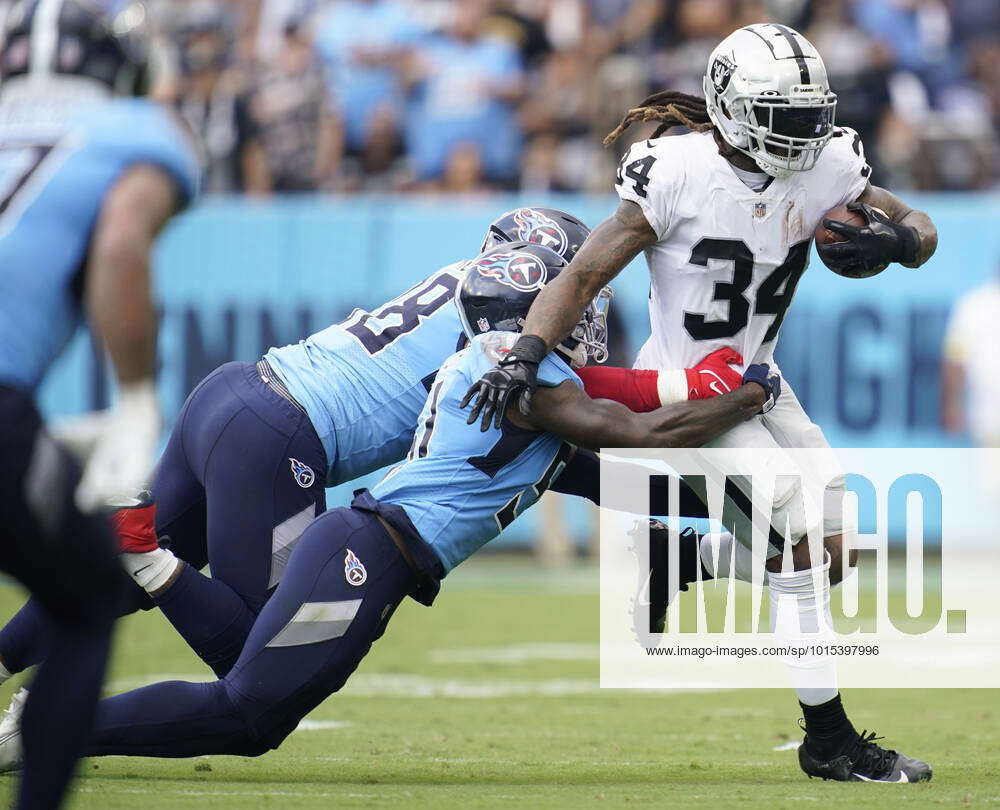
[142,0,1000,194]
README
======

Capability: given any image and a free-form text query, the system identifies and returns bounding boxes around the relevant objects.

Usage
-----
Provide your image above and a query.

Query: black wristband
[504,334,548,365]
[896,224,920,264]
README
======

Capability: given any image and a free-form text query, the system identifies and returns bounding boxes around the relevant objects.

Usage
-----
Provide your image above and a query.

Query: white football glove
[50,410,112,464]
[74,380,161,514]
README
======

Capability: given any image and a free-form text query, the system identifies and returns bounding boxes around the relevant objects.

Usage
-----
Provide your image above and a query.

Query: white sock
[121,547,179,593]
[699,531,768,586]
[768,557,838,706]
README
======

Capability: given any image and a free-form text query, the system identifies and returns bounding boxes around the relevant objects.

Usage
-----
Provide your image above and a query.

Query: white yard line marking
[343,674,599,698]
[105,672,721,700]
[430,642,598,664]
[76,787,399,799]
[108,672,604,698]
[295,719,351,731]
[772,740,802,751]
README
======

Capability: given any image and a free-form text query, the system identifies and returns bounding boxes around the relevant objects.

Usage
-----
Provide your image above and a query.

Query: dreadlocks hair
[603,90,715,146]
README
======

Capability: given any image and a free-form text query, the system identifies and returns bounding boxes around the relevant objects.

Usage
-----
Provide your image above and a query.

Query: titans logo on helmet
[513,208,568,255]
[472,252,547,292]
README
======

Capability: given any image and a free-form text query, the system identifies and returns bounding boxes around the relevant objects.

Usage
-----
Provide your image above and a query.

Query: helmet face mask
[569,286,612,366]
[703,24,837,178]
[743,90,836,174]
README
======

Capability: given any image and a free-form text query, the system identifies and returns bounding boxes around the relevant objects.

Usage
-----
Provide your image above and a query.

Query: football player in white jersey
[464,24,938,783]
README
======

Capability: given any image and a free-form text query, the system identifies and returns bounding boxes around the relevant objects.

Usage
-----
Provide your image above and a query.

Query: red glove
[684,348,744,400]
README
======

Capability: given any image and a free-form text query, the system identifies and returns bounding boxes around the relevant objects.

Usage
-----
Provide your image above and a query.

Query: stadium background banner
[38,194,1000,546]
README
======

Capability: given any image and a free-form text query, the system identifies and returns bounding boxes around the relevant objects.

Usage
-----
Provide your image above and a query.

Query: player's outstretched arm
[462,200,657,427]
[511,377,766,452]
[86,164,181,384]
[75,165,181,511]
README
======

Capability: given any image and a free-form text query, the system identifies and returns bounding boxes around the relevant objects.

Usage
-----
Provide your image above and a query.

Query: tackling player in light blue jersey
[263,207,592,486]
[0,2,198,807]
[263,262,467,485]
[370,328,580,572]
[0,242,776,767]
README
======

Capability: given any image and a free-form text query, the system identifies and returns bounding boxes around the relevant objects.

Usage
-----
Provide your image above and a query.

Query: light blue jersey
[264,262,467,485]
[0,97,200,391]
[371,332,579,573]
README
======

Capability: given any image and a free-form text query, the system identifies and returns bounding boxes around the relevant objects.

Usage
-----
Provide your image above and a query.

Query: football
[814,204,866,247]
[815,204,889,278]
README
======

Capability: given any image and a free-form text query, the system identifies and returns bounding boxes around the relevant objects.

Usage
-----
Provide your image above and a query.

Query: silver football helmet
[703,24,836,177]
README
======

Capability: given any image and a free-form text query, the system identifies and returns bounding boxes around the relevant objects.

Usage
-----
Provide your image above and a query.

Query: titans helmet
[480,207,590,262]
[457,241,611,368]
[0,0,150,96]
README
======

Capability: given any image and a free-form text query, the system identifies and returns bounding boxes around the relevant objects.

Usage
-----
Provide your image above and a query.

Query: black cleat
[631,521,697,636]
[798,729,933,783]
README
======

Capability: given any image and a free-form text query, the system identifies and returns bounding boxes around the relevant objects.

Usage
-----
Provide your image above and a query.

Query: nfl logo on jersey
[753,201,767,219]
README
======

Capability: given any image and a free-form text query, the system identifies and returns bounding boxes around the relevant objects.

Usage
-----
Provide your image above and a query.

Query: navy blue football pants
[0,386,125,810]
[145,361,328,673]
[84,505,414,757]
[154,361,328,605]
[0,361,329,678]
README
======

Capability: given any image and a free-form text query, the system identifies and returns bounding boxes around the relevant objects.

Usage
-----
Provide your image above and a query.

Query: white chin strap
[754,153,794,179]
[555,343,589,369]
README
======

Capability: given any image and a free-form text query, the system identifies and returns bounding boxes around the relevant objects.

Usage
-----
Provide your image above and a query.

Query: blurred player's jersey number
[0,143,55,227]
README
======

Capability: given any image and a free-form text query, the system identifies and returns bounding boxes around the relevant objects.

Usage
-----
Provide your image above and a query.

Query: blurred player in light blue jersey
[0,1,199,807]
[0,242,772,764]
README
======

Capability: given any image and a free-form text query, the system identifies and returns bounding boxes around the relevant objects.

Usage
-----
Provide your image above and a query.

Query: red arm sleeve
[576,366,663,413]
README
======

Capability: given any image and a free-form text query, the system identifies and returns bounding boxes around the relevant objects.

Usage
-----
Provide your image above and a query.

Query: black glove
[741,363,781,414]
[818,202,920,278]
[460,335,547,432]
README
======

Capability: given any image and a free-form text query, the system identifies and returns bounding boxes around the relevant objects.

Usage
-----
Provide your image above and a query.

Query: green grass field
[0,558,996,809]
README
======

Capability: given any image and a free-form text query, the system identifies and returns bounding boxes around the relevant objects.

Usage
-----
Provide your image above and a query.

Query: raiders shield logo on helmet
[711,54,735,94]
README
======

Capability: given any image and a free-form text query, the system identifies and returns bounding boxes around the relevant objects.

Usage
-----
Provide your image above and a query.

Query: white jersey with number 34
[616,128,870,371]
